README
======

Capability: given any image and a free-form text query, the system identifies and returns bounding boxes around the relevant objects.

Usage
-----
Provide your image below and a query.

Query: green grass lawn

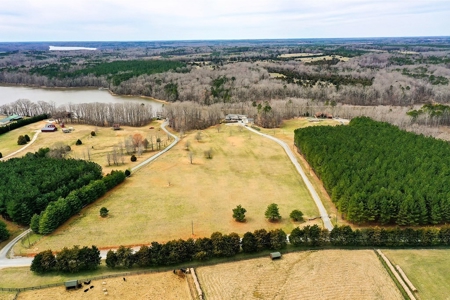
[383,249,450,300]
[16,124,319,254]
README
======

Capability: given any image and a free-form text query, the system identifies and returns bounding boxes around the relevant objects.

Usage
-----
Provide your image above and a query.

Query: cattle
[84,280,91,285]
[84,289,89,293]
[90,285,94,289]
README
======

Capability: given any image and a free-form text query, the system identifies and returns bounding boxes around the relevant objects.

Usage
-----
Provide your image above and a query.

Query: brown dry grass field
[1,119,165,174]
[16,272,190,300]
[14,124,320,254]
[0,291,16,300]
[383,249,450,300]
[196,250,402,300]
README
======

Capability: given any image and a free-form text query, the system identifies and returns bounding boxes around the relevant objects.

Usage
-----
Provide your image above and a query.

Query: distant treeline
[268,68,373,87]
[31,224,450,273]
[295,117,450,225]
[30,60,185,85]
[0,114,48,135]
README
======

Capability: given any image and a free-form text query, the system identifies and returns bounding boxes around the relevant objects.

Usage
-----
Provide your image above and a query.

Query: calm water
[0,85,163,111]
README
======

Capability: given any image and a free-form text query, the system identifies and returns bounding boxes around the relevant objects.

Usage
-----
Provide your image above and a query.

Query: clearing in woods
[196,250,403,300]
[383,249,450,300]
[15,272,190,300]
[15,124,319,254]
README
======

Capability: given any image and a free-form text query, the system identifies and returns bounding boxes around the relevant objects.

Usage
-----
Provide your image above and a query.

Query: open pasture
[383,249,450,300]
[16,271,191,300]
[17,125,319,253]
[1,120,165,174]
[196,250,402,300]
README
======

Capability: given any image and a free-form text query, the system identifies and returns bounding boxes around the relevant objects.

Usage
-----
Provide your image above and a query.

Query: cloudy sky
[1,0,449,41]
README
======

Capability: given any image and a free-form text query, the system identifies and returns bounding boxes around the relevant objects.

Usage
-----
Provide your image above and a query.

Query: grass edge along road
[244,125,333,230]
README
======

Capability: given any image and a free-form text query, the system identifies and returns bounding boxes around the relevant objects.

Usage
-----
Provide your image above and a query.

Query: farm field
[383,249,450,300]
[0,119,166,174]
[16,124,319,254]
[16,271,191,300]
[196,250,402,300]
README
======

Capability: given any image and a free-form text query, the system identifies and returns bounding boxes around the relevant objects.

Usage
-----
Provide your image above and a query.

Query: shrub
[17,135,27,145]
[0,152,2,158]
[65,145,71,152]
[232,205,246,222]
[91,131,96,137]
[100,207,109,217]
[24,134,31,142]
[125,169,131,177]
[76,139,82,145]
[265,203,281,221]
[290,209,304,222]
[131,155,137,162]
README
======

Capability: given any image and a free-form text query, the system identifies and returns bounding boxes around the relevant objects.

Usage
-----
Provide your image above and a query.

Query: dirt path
[0,130,41,161]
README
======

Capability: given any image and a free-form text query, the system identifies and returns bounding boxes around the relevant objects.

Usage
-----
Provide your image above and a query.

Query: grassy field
[196,250,402,300]
[383,249,450,300]
[0,123,40,158]
[0,119,166,174]
[257,118,351,226]
[16,271,190,300]
[15,124,319,254]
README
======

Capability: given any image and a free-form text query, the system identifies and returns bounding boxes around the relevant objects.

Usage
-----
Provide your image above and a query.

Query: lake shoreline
[0,83,169,105]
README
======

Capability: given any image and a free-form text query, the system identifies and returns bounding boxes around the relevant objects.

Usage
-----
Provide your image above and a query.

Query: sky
[0,0,449,41]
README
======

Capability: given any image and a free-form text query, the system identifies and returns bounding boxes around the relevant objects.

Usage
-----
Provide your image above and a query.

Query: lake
[0,85,163,111]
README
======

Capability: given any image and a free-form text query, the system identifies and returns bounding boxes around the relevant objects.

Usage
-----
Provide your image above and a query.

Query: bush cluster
[30,245,100,274]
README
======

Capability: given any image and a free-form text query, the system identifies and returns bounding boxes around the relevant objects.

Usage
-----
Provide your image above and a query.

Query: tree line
[0,152,103,225]
[0,114,48,135]
[30,224,450,274]
[30,245,101,273]
[31,170,126,235]
[0,100,155,127]
[295,117,450,225]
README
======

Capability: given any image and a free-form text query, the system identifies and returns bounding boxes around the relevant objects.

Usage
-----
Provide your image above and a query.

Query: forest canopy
[0,154,102,225]
[294,117,450,225]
